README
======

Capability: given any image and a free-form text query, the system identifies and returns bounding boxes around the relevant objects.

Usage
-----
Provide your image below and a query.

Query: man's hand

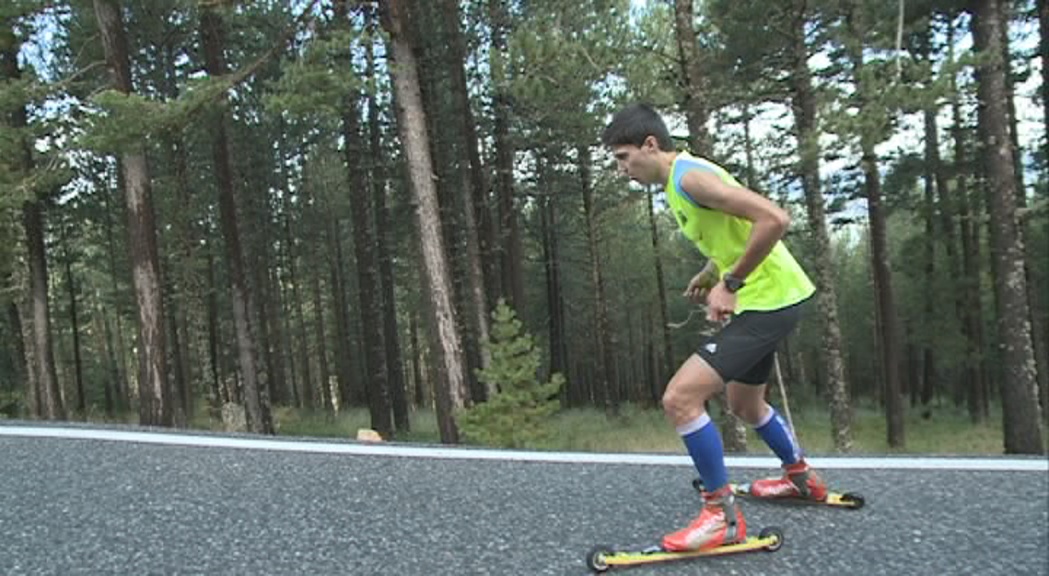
[684,262,719,305]
[706,281,737,323]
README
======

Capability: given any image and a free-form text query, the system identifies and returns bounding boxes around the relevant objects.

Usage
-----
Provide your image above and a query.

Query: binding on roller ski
[585,526,784,573]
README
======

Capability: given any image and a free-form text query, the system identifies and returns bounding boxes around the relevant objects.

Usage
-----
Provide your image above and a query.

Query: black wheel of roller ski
[691,478,703,493]
[585,546,613,573]
[840,492,865,509]
[758,526,785,552]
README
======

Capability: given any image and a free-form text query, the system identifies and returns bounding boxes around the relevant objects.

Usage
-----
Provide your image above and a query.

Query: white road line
[1,425,1046,471]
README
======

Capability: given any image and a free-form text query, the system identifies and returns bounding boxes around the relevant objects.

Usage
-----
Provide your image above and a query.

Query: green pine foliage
[457,300,564,448]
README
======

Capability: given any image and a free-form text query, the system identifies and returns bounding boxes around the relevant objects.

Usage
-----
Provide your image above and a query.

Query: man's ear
[642,135,659,151]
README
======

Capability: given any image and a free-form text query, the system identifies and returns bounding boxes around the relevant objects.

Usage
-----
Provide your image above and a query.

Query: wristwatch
[723,273,746,294]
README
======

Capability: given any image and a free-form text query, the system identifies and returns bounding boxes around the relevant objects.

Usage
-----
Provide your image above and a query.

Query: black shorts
[696,298,809,385]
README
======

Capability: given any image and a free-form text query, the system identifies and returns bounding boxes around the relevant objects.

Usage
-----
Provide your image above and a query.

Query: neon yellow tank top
[665,153,815,313]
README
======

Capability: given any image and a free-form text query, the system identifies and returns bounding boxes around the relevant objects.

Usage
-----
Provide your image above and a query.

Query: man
[602,103,826,552]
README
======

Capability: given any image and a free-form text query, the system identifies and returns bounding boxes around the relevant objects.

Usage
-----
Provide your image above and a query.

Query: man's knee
[662,360,722,423]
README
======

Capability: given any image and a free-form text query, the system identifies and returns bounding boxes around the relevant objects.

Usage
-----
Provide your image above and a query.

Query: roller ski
[586,485,783,572]
[692,460,865,509]
[585,527,783,573]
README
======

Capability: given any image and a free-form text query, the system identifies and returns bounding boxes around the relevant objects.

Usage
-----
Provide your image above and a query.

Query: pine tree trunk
[324,210,349,411]
[310,270,331,412]
[63,255,86,416]
[925,22,968,409]
[971,0,1045,454]
[998,0,1049,424]
[102,168,128,412]
[920,104,938,407]
[87,301,115,416]
[789,0,852,451]
[1041,0,1049,167]
[262,253,289,407]
[167,298,187,427]
[199,5,271,434]
[578,145,620,415]
[94,0,171,426]
[537,152,568,395]
[442,0,494,388]
[673,0,711,156]
[278,231,301,409]
[160,37,196,426]
[864,153,905,447]
[254,204,283,410]
[489,0,524,310]
[24,202,64,421]
[947,20,988,422]
[8,302,28,401]
[204,245,225,408]
[362,13,409,431]
[382,0,468,443]
[409,311,425,408]
[265,125,292,408]
[5,28,64,421]
[327,215,355,408]
[407,7,482,406]
[285,215,312,410]
[340,87,393,437]
[847,4,904,448]
[17,299,41,416]
[646,188,675,399]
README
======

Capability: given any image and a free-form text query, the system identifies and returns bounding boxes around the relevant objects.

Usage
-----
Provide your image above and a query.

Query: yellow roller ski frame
[585,526,783,573]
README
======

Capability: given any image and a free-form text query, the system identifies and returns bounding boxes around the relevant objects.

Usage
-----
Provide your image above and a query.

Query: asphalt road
[1,425,1046,576]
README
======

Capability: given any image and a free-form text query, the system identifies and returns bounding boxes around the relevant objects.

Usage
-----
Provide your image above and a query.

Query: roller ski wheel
[586,546,613,573]
[692,479,866,510]
[759,526,785,552]
[583,529,785,573]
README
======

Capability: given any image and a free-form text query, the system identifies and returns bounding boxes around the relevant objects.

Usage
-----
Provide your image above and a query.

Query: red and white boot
[749,459,828,501]
[662,485,747,552]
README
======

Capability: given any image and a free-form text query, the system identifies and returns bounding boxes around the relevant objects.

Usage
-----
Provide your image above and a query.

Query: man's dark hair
[601,103,675,151]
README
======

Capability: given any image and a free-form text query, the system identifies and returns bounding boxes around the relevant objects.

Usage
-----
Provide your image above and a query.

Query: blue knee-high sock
[754,406,802,465]
[678,413,728,491]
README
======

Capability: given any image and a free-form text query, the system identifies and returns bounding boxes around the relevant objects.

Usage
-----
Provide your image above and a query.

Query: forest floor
[268,400,1042,455]
[6,391,1041,455]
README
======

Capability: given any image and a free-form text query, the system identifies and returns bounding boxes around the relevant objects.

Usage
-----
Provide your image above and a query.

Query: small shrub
[457,300,563,448]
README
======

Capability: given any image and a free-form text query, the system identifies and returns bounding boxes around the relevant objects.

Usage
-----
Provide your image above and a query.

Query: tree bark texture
[578,145,619,414]
[341,90,393,438]
[362,11,410,431]
[63,255,85,415]
[199,4,272,433]
[489,0,524,311]
[646,188,674,401]
[382,0,468,444]
[442,0,494,390]
[847,3,904,448]
[537,153,568,398]
[1041,0,1049,168]
[673,0,711,156]
[947,19,989,422]
[7,302,28,395]
[4,24,63,420]
[789,0,852,452]
[920,106,937,407]
[23,202,64,420]
[95,0,169,426]
[971,0,1045,454]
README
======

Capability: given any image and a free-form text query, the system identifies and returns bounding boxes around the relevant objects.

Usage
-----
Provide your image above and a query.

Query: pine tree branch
[178,0,323,121]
